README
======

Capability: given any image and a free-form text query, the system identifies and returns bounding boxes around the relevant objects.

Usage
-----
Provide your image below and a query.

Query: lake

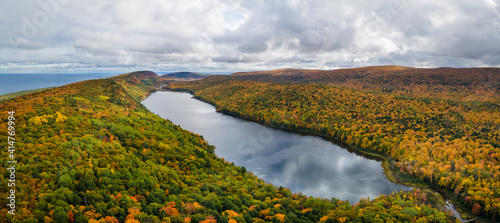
[142,91,410,203]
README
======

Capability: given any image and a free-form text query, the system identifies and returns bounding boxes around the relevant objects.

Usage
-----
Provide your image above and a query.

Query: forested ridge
[168,66,500,221]
[228,66,500,102]
[0,71,457,222]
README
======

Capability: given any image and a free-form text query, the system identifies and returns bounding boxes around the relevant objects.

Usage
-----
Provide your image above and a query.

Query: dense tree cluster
[0,72,457,222]
[169,69,500,220]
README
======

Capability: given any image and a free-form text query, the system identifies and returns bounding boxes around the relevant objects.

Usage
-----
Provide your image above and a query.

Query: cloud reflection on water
[142,91,410,203]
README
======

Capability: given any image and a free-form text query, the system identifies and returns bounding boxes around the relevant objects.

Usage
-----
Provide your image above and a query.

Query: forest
[0,71,460,222]
[228,66,500,102]
[168,66,500,221]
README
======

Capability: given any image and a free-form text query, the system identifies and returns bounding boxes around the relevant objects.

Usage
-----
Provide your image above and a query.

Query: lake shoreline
[162,88,412,184]
[159,88,473,221]
[146,90,410,201]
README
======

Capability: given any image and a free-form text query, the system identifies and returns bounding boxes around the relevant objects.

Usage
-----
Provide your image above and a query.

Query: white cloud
[1,0,499,73]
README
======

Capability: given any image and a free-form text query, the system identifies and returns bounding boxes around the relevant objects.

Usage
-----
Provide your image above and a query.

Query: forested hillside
[0,71,456,222]
[228,66,500,102]
[168,66,500,221]
[110,71,162,101]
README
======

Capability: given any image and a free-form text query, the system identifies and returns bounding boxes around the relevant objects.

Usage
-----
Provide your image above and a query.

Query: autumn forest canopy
[168,66,500,222]
[0,66,499,222]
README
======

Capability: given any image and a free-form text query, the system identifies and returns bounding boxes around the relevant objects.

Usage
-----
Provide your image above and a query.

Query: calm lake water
[142,91,410,203]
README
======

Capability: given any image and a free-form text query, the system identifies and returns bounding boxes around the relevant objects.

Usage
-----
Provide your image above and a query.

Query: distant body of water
[0,73,117,95]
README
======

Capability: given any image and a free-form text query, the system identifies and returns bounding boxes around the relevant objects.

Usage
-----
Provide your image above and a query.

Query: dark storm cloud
[1,0,499,72]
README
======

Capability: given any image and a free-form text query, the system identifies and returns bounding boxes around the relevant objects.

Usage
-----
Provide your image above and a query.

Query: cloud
[1,0,499,72]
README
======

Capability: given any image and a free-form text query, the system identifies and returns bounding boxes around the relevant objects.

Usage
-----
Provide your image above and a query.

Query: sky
[1,0,500,73]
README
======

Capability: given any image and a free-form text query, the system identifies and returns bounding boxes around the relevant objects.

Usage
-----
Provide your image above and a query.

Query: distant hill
[230,66,498,89]
[109,71,163,100]
[226,66,500,102]
[161,71,210,81]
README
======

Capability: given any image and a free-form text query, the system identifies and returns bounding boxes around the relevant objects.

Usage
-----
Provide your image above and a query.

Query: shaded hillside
[161,72,210,81]
[0,72,455,222]
[229,66,500,102]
